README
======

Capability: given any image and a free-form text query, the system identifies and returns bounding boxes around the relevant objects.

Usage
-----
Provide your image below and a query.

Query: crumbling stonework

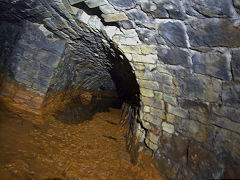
[0,0,239,179]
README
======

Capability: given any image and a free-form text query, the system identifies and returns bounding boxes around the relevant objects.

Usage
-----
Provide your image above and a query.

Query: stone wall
[0,20,66,94]
[0,0,239,179]
[0,20,66,112]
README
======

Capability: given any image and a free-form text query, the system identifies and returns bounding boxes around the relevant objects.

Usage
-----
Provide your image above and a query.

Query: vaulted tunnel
[1,0,240,179]
[0,2,141,122]
[0,1,150,179]
[42,26,141,124]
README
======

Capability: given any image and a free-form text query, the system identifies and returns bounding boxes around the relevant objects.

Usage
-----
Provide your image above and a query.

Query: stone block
[145,137,158,151]
[102,26,118,39]
[158,21,188,48]
[167,104,189,118]
[38,25,54,39]
[119,45,141,54]
[234,0,240,9]
[121,29,139,38]
[154,152,181,180]
[142,97,164,111]
[102,12,128,22]
[212,104,240,123]
[150,0,187,20]
[154,73,173,86]
[155,91,163,100]
[84,0,108,8]
[152,98,165,110]
[99,4,117,14]
[141,120,151,130]
[132,54,157,64]
[121,20,135,29]
[189,109,209,124]
[140,1,157,12]
[108,0,137,10]
[192,52,231,80]
[162,121,175,134]
[70,6,79,15]
[77,10,91,24]
[157,47,189,67]
[181,74,222,102]
[186,0,234,18]
[147,131,159,144]
[232,49,240,81]
[113,35,141,45]
[150,107,166,120]
[38,65,54,78]
[143,113,162,126]
[124,53,133,62]
[141,96,154,106]
[69,0,84,5]
[166,113,175,124]
[160,134,188,162]
[136,123,146,142]
[140,88,154,97]
[211,117,240,134]
[174,118,210,143]
[126,8,148,24]
[163,94,177,106]
[212,127,240,162]
[188,142,224,179]
[15,75,33,88]
[143,105,151,113]
[140,45,157,54]
[136,28,157,45]
[135,71,154,80]
[222,83,240,107]
[156,63,176,76]
[89,16,102,30]
[187,19,240,48]
[137,79,159,90]
[35,51,60,68]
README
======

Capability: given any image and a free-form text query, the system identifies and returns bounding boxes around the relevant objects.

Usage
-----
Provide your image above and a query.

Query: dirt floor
[0,98,162,180]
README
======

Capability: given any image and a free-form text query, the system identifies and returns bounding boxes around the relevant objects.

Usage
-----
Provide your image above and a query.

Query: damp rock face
[0,0,240,179]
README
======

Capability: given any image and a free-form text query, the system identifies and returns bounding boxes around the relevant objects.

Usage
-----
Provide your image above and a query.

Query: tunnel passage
[0,1,151,179]
[0,1,141,124]
[43,31,141,124]
[1,0,240,179]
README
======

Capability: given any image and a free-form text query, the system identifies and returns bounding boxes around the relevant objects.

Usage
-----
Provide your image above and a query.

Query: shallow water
[0,100,161,180]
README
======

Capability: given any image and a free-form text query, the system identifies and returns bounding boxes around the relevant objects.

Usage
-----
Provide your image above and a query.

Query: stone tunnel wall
[0,0,240,179]
[0,20,66,112]
[0,21,66,94]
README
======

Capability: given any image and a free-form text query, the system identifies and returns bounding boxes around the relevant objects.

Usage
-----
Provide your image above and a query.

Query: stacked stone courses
[0,0,240,179]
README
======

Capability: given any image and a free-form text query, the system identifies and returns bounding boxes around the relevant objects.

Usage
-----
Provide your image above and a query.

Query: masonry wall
[0,0,239,179]
[0,20,66,113]
[0,21,66,94]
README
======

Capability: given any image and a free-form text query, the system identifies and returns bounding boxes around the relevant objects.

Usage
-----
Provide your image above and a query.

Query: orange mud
[0,91,162,179]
